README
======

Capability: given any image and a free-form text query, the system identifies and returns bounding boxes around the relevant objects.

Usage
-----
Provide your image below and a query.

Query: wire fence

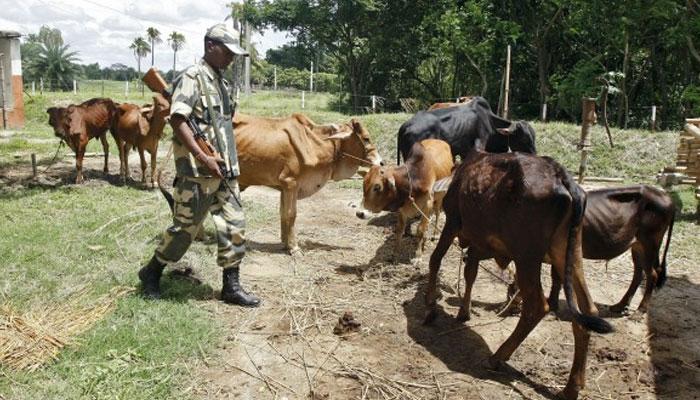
[22,79,670,130]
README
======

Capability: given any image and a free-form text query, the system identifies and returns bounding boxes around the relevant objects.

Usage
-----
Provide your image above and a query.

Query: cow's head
[361,165,400,213]
[141,94,170,138]
[47,106,69,139]
[497,121,537,154]
[328,118,384,180]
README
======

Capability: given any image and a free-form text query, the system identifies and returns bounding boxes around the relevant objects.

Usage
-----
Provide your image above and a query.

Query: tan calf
[111,94,170,186]
[361,139,453,262]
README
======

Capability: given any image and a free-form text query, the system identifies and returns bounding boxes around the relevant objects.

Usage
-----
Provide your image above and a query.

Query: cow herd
[47,95,170,186]
[46,95,675,399]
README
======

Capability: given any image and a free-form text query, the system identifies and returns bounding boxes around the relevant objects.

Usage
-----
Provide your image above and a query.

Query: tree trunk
[151,39,155,66]
[618,29,630,128]
[536,37,552,110]
[173,51,176,73]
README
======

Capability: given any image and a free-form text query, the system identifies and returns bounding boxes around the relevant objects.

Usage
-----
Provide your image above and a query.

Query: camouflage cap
[205,23,249,56]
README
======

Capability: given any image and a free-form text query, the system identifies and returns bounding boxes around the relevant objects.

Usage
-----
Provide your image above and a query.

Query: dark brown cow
[360,139,453,261]
[47,98,116,183]
[462,185,675,317]
[425,151,613,400]
[111,94,170,186]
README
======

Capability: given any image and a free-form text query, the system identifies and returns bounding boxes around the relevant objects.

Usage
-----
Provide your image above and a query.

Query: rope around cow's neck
[340,151,375,166]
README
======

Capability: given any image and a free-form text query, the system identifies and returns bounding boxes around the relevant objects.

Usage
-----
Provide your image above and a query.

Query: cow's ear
[326,124,353,140]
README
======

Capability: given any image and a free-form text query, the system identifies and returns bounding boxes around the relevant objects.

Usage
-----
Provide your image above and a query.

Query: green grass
[0,85,696,399]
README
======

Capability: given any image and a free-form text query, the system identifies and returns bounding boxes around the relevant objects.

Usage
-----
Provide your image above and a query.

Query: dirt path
[180,182,699,400]
[4,153,698,400]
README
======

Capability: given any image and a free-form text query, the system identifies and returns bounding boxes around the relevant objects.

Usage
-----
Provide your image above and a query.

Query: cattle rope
[40,140,65,175]
[340,151,375,166]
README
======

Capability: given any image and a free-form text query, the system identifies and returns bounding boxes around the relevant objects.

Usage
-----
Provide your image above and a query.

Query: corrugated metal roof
[0,31,22,39]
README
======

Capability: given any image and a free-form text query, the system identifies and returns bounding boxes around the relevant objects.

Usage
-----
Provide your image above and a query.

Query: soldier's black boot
[221,267,261,307]
[138,256,166,299]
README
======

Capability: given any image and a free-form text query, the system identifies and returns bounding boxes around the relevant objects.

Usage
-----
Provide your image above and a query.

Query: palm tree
[31,41,80,91]
[129,37,151,78]
[167,31,186,73]
[146,27,162,66]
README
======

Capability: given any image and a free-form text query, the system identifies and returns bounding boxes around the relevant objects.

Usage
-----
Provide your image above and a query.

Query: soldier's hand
[196,153,225,179]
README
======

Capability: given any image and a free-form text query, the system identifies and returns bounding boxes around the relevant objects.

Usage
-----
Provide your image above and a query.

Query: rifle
[143,68,239,205]
[142,67,223,162]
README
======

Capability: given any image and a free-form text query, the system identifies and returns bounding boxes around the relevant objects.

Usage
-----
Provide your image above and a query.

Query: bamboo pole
[503,45,511,119]
[578,98,597,184]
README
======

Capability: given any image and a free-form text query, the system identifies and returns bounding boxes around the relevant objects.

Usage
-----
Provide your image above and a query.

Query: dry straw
[0,286,134,371]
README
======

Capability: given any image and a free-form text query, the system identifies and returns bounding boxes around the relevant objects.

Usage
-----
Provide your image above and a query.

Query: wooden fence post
[31,154,37,178]
[578,98,597,184]
[503,45,511,119]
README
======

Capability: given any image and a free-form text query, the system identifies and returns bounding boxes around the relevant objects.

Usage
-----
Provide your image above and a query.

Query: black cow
[396,96,536,164]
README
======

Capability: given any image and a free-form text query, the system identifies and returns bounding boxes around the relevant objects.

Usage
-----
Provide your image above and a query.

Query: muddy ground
[4,152,700,400]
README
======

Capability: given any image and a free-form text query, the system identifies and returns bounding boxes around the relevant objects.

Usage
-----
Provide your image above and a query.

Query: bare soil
[5,153,700,400]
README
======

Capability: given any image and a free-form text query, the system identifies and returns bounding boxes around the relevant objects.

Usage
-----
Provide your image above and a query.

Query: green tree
[29,35,81,91]
[146,27,162,67]
[129,37,151,78]
[167,31,186,73]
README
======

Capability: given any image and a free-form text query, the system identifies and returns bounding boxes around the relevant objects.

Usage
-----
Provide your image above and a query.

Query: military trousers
[155,176,246,269]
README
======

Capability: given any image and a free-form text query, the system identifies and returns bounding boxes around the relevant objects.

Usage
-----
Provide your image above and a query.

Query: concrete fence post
[32,81,36,95]
[651,105,657,131]
[372,95,376,112]
[301,91,305,109]
[73,80,77,94]
[541,103,547,121]
[125,81,129,97]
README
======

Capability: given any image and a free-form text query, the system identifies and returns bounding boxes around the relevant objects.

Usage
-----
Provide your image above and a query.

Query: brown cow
[461,185,675,318]
[111,94,170,186]
[425,151,613,400]
[360,139,453,262]
[47,98,116,183]
[426,96,474,111]
[234,113,383,253]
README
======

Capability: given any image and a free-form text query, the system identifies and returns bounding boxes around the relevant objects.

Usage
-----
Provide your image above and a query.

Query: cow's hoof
[609,303,629,315]
[548,298,559,313]
[456,307,471,322]
[560,384,581,400]
[288,246,303,256]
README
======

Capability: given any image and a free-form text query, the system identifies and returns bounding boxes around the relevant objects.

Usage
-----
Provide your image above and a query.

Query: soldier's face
[205,40,235,70]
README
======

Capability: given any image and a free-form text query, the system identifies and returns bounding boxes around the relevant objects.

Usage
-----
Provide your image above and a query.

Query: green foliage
[682,84,700,116]
[252,61,339,92]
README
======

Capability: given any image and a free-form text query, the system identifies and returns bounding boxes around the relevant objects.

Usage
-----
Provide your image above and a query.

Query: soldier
[138,23,260,307]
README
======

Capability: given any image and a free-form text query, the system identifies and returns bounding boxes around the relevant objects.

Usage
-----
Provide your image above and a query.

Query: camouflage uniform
[154,59,246,270]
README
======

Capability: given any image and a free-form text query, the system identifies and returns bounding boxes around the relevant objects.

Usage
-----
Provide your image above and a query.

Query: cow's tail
[561,174,614,334]
[156,143,175,213]
[396,132,402,165]
[656,209,675,289]
[157,170,175,213]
